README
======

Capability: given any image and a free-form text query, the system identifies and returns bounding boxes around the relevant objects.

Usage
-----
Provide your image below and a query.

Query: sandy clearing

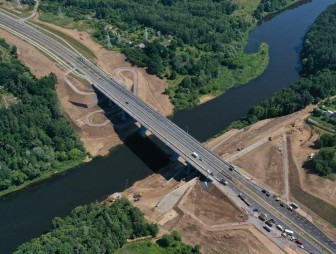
[234,135,285,196]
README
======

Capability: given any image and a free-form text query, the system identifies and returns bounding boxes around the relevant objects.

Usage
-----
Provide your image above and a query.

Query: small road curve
[64,75,95,95]
[24,0,39,20]
[113,67,138,96]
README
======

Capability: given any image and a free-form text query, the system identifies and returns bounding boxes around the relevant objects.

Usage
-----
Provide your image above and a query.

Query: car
[125,101,129,104]
[265,220,273,227]
[253,208,259,212]
[279,202,285,207]
[266,192,270,197]
[276,224,284,231]
[263,225,271,232]
[192,152,199,158]
[269,218,276,224]
[261,189,266,193]
[258,213,267,221]
[295,240,303,245]
[297,244,304,249]
[199,158,203,161]
[229,165,236,171]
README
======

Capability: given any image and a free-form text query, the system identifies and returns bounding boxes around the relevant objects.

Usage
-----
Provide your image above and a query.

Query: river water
[1,0,335,253]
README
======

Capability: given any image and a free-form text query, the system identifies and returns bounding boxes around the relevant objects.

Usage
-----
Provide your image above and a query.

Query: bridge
[0,10,334,254]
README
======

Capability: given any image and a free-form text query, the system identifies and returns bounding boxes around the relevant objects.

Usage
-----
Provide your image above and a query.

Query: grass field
[31,20,96,61]
[116,241,163,254]
[211,42,269,94]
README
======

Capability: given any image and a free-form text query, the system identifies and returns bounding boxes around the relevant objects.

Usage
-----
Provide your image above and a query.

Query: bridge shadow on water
[89,88,204,184]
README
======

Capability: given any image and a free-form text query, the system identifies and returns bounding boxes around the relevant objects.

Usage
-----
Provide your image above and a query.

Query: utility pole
[144,27,148,41]
[106,32,112,49]
[16,0,22,9]
[58,6,64,20]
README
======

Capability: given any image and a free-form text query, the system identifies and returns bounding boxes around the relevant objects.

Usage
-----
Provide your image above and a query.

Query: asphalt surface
[0,10,334,254]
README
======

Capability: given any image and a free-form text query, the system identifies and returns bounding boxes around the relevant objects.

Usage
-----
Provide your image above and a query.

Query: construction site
[0,3,335,252]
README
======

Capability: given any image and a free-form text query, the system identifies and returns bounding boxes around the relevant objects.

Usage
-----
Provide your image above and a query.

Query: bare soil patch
[166,219,285,254]
[234,135,285,196]
[180,184,247,226]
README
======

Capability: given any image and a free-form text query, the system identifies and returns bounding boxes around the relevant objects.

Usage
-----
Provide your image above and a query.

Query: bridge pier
[169,150,181,162]
[108,100,116,108]
[117,110,128,121]
[138,125,152,138]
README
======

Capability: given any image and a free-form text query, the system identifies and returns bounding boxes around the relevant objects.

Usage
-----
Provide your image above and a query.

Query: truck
[192,152,199,158]
[284,229,294,236]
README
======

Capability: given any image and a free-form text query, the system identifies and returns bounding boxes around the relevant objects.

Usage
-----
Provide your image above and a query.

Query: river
[1,0,335,253]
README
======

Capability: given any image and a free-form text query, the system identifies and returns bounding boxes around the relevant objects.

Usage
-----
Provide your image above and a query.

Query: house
[138,43,146,49]
[323,110,335,117]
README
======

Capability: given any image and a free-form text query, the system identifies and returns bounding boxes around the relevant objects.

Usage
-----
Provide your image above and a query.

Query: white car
[297,244,304,249]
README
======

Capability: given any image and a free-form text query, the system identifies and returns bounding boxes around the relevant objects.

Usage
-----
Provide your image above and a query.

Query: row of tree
[0,38,86,191]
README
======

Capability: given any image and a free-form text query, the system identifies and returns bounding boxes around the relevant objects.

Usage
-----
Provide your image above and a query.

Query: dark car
[261,189,266,193]
[266,192,270,197]
[263,225,271,232]
[270,218,276,224]
[258,214,267,221]
[265,220,273,227]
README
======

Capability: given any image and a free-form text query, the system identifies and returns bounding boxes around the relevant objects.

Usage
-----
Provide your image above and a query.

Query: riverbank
[0,158,85,198]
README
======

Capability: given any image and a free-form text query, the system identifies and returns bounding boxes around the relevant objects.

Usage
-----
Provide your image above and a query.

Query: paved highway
[0,10,334,254]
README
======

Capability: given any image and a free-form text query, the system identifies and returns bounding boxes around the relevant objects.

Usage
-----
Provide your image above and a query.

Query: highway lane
[0,11,335,254]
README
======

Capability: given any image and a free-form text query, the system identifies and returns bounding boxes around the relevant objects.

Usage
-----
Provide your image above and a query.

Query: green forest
[307,134,336,176]
[15,199,200,254]
[0,38,86,194]
[226,3,336,176]
[38,0,271,110]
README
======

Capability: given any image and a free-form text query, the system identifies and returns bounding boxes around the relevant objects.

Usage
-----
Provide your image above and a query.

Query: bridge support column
[118,110,128,121]
[138,125,152,138]
[108,100,116,107]
[169,150,180,162]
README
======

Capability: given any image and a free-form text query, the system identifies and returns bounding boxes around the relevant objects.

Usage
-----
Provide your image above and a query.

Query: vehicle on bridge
[191,152,199,158]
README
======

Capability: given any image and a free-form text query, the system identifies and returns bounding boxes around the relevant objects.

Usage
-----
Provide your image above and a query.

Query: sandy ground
[120,165,287,254]
[179,183,248,226]
[234,135,285,196]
